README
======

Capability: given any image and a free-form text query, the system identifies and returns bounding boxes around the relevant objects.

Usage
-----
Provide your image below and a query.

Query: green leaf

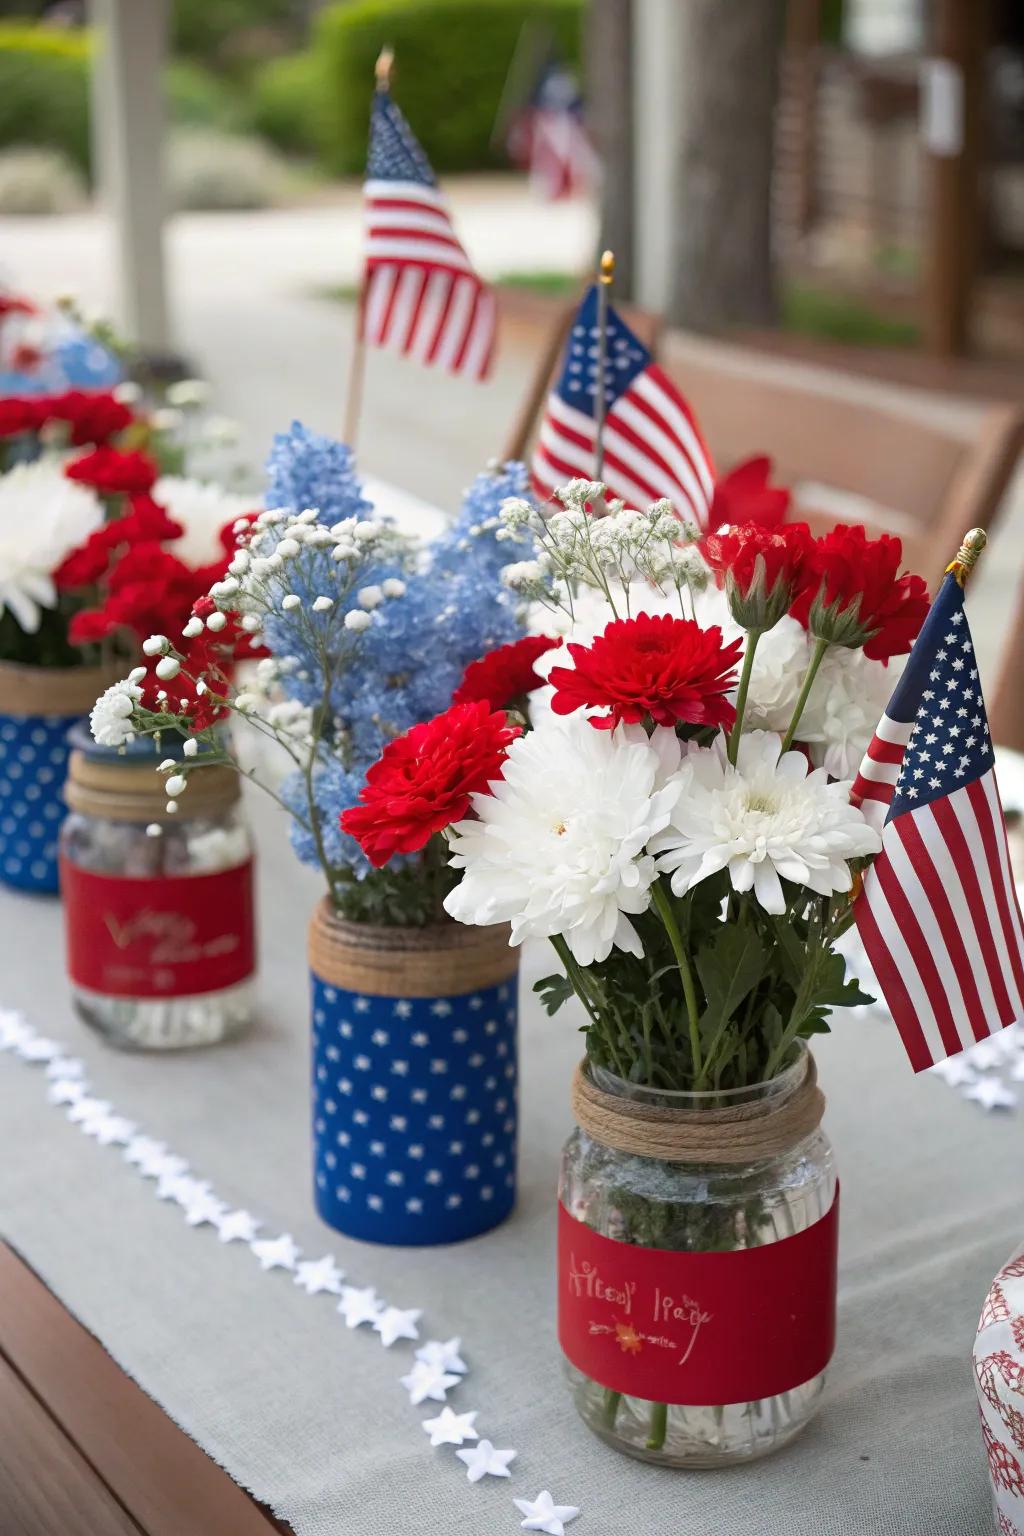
[767,912,807,989]
[533,972,575,1017]
[790,950,873,1039]
[694,924,769,1043]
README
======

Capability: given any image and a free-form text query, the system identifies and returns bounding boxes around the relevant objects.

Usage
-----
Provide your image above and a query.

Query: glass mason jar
[558,1048,837,1468]
[59,732,256,1050]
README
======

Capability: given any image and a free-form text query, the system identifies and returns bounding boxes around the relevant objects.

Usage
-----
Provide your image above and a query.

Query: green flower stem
[550,935,636,1081]
[651,881,702,1082]
[726,627,763,766]
[780,636,830,754]
[550,934,600,1027]
[646,1400,669,1450]
[602,1388,623,1429]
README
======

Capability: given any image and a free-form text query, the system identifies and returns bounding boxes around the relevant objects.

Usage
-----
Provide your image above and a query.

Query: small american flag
[852,570,1024,1071]
[507,64,597,201]
[530,286,715,526]
[361,87,497,380]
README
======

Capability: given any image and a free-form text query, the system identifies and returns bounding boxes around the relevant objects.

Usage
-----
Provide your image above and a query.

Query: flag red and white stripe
[531,361,715,526]
[851,567,1024,1071]
[855,769,1024,1071]
[849,713,913,832]
[361,179,496,380]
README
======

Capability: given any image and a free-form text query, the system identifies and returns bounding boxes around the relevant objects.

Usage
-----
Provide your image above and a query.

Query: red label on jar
[558,1188,839,1405]
[60,858,256,999]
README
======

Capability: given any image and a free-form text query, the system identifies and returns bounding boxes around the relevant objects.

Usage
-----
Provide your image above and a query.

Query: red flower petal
[340,700,521,868]
[548,612,743,732]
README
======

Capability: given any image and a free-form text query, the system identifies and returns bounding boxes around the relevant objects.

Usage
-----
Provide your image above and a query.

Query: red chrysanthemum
[704,521,812,629]
[789,523,929,661]
[549,612,743,731]
[44,389,134,446]
[0,396,44,439]
[54,494,184,593]
[65,445,158,498]
[340,700,521,868]
[706,455,790,534]
[704,521,811,597]
[452,634,562,710]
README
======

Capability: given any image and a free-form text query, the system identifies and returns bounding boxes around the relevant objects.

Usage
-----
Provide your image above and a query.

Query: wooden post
[783,0,821,242]
[921,0,989,357]
[343,46,392,447]
[586,0,634,299]
[89,0,171,353]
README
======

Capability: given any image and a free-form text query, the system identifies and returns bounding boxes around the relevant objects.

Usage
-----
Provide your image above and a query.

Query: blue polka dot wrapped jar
[0,661,115,894]
[308,900,519,1246]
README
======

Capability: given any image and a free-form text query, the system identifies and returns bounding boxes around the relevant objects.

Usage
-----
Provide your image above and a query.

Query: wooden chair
[501,296,663,464]
[661,332,1024,595]
[990,585,1024,753]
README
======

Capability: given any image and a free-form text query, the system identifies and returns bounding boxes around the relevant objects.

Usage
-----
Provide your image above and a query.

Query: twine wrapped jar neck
[571,1049,825,1166]
[64,749,240,824]
[308,897,518,998]
[0,660,121,719]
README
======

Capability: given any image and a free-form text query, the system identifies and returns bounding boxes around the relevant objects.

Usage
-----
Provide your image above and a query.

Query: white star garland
[0,1003,578,1531]
[928,1023,1022,1113]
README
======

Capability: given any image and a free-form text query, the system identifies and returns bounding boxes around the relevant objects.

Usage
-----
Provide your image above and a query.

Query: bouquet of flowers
[0,288,124,396]
[0,366,256,893]
[338,482,928,1090]
[90,423,534,925]
[325,478,932,1457]
[0,385,253,680]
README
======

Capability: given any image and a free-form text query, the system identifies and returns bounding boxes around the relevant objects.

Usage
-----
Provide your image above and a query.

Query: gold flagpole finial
[375,46,394,90]
[945,527,987,587]
[599,250,615,286]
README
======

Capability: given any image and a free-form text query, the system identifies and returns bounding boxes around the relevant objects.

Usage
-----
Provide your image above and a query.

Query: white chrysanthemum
[0,460,103,632]
[742,616,811,733]
[153,476,254,567]
[444,713,681,965]
[90,678,144,748]
[799,646,906,779]
[651,730,881,914]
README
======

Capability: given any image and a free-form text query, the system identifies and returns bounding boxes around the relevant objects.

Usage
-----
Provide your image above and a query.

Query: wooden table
[0,1244,290,1536]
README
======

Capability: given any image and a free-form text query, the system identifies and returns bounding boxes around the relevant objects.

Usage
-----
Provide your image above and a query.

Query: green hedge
[171,0,296,72]
[0,27,243,175]
[0,25,92,172]
[314,0,583,176]
[249,50,322,157]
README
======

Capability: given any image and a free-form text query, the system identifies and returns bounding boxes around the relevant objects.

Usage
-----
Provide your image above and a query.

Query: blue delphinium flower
[266,421,372,523]
[52,328,123,389]
[258,434,534,898]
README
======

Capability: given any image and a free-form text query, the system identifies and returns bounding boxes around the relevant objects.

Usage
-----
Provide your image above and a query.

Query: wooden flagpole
[593,248,614,480]
[343,45,394,448]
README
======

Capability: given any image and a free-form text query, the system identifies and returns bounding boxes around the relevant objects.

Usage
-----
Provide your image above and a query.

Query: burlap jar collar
[307,897,518,1000]
[570,1053,826,1166]
[0,660,120,720]
[64,749,241,824]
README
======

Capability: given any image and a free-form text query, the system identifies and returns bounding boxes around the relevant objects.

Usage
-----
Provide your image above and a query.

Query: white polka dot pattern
[0,710,76,893]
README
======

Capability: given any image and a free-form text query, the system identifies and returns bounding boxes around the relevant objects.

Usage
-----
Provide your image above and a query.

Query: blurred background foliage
[0,0,585,201]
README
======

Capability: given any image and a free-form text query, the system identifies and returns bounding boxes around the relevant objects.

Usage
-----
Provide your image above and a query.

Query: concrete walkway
[1,188,1020,680]
[0,184,596,512]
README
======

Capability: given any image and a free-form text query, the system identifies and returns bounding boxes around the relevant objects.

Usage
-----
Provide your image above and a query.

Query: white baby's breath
[90,678,143,748]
